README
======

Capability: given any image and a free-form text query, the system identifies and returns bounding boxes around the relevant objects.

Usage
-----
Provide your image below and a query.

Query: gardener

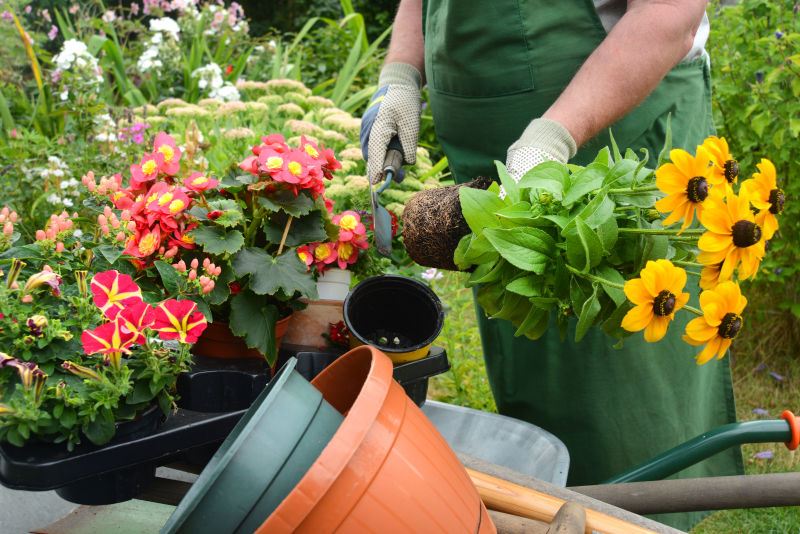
[360,0,742,530]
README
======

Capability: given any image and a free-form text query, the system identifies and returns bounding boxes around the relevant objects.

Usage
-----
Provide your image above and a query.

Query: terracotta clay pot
[191,316,292,359]
[282,299,344,352]
[257,345,496,534]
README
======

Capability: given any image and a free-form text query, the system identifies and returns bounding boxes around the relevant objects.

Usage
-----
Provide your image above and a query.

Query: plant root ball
[402,177,493,271]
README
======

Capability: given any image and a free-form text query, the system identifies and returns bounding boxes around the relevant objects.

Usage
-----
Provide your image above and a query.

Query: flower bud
[3,222,12,236]
[116,232,125,242]
[203,257,210,268]
[189,269,197,280]
[22,294,33,303]
[175,260,186,272]
[120,210,131,221]
[98,214,107,226]
[0,207,8,217]
[164,246,178,259]
[9,212,17,223]
[127,221,136,232]
[103,206,112,218]
[190,258,199,269]
[46,228,56,239]
[101,225,110,235]
[55,241,65,253]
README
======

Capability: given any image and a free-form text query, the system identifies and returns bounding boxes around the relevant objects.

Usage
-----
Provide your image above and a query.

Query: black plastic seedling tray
[0,347,449,504]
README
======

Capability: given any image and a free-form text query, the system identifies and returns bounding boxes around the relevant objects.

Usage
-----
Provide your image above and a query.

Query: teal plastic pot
[161,358,344,534]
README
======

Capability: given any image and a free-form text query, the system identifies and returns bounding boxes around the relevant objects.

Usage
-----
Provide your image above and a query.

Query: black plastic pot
[343,275,444,362]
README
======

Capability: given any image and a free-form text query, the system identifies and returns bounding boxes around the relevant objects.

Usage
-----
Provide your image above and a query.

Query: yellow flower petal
[621,304,654,333]
[694,336,723,365]
[624,278,653,305]
[644,315,670,342]
[685,316,718,343]
[698,232,732,253]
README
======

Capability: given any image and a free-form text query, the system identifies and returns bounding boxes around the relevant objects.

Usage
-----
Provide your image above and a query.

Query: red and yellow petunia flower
[90,270,144,319]
[81,319,138,370]
[118,300,155,344]
[698,136,738,198]
[654,148,714,233]
[621,259,691,342]
[740,158,783,241]
[697,192,765,281]
[683,281,747,364]
[152,299,208,344]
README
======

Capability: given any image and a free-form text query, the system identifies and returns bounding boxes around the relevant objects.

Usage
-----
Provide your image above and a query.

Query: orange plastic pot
[191,316,292,359]
[257,345,496,534]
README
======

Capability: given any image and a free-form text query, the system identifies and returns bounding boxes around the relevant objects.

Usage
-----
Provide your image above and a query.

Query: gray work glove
[505,118,578,182]
[360,62,422,184]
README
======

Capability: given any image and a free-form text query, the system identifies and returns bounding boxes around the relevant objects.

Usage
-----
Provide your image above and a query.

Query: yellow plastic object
[348,336,430,364]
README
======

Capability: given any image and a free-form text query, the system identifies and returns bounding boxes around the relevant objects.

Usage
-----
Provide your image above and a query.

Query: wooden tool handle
[467,468,660,534]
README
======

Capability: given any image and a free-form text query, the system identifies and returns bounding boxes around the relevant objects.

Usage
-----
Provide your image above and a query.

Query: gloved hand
[505,118,578,182]
[360,62,422,184]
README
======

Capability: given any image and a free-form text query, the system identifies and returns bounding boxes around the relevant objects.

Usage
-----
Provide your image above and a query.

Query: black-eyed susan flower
[698,136,738,198]
[655,148,712,233]
[697,192,765,281]
[699,262,726,290]
[621,259,690,342]
[740,158,783,241]
[683,281,747,364]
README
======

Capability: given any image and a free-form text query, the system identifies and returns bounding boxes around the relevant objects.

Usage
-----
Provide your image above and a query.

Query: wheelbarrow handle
[467,468,659,534]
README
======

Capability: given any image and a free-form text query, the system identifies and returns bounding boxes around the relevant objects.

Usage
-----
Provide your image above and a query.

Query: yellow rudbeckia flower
[699,262,726,290]
[683,281,746,364]
[739,158,783,241]
[654,148,713,233]
[698,136,738,198]
[697,192,765,281]
[621,259,690,342]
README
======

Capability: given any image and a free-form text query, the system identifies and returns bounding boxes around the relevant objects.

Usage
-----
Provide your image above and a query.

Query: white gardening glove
[360,62,422,184]
[505,118,578,182]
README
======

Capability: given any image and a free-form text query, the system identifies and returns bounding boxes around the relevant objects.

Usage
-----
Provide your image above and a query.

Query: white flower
[149,17,181,40]
[213,84,240,102]
[421,268,444,282]
[73,229,84,239]
[101,10,115,23]
[52,39,90,71]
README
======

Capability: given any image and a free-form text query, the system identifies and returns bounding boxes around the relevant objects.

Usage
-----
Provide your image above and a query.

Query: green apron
[423,0,743,530]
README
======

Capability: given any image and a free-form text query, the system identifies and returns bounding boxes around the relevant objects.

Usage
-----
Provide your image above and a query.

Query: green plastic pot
[161,358,344,534]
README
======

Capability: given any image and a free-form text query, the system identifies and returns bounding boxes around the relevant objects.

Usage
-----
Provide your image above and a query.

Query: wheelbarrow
[422,399,800,533]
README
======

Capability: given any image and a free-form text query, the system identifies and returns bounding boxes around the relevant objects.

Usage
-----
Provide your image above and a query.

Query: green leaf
[515,306,550,340]
[83,408,116,445]
[257,190,315,217]
[483,227,554,273]
[94,245,123,266]
[517,161,569,199]
[602,301,635,339]
[495,202,537,227]
[207,199,244,228]
[595,145,612,167]
[207,261,235,306]
[459,187,506,234]
[602,159,639,188]
[657,114,672,168]
[575,285,601,342]
[189,226,244,256]
[60,407,76,428]
[187,294,213,322]
[461,233,499,265]
[229,290,280,364]
[570,277,592,318]
[233,247,317,299]
[453,234,473,269]
[490,292,530,325]
[154,260,182,295]
[129,380,157,404]
[563,163,607,207]
[264,211,327,247]
[595,265,627,305]
[495,160,520,203]
[565,218,603,272]
[597,217,619,252]
[574,187,614,229]
[506,275,542,297]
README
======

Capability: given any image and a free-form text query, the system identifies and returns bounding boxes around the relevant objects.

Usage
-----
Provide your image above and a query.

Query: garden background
[0,0,797,531]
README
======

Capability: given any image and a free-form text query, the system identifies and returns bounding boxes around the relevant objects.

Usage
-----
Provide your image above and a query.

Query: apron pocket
[426,0,533,97]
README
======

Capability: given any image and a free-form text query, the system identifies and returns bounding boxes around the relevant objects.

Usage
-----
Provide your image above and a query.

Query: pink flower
[130,151,165,189]
[296,244,313,272]
[332,210,367,242]
[81,319,137,370]
[183,172,219,192]
[117,300,155,344]
[335,241,359,269]
[47,25,58,40]
[153,131,182,176]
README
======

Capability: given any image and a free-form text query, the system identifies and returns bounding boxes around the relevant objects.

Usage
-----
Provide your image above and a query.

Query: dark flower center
[653,290,676,316]
[718,312,743,339]
[769,188,785,215]
[732,220,762,248]
[724,159,739,183]
[687,176,709,203]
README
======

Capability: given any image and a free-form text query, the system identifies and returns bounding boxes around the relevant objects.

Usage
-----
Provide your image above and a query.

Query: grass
[427,272,800,533]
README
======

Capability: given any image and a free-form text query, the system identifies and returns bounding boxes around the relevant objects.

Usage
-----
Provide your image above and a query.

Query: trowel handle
[383,136,405,182]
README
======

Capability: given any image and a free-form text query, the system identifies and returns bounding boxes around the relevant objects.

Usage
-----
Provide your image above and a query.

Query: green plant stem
[244,206,264,247]
[684,304,703,317]
[618,228,704,236]
[608,185,659,194]
[565,264,626,290]
[672,260,705,269]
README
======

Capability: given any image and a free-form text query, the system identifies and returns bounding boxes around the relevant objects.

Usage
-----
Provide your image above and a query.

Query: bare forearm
[385,0,425,82]
[543,0,708,147]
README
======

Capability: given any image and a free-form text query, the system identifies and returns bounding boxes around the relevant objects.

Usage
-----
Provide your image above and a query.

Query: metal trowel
[371,137,404,256]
